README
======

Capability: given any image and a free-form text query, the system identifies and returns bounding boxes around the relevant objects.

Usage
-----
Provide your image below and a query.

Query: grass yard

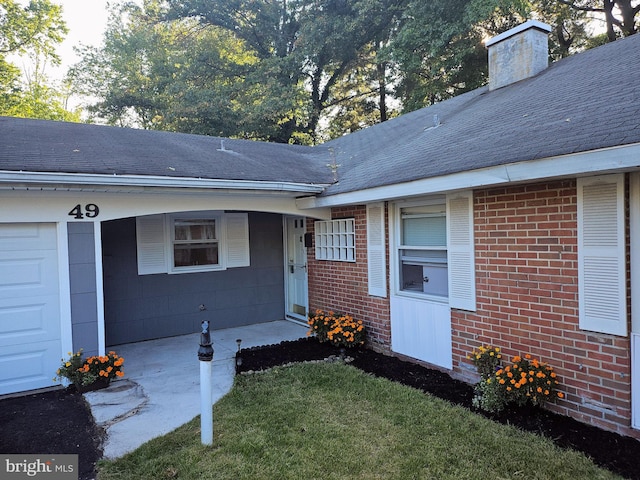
[97,362,621,480]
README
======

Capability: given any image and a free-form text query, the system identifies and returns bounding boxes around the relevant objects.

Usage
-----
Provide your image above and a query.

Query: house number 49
[68,204,100,219]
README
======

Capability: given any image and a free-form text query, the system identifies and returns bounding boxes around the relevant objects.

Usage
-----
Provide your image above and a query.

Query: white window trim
[168,212,224,274]
[392,195,449,304]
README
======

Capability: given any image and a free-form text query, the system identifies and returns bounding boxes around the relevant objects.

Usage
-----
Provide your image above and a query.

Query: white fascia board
[0,171,328,195]
[296,143,640,209]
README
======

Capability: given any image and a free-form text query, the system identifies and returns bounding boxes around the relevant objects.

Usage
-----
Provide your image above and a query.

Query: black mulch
[0,387,104,480]
[236,337,640,480]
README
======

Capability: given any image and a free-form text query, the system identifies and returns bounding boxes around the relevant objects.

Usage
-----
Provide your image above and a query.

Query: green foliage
[0,0,67,60]
[0,0,78,120]
[97,363,620,480]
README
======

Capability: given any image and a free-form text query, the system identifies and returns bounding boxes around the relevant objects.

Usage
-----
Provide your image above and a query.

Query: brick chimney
[485,20,552,91]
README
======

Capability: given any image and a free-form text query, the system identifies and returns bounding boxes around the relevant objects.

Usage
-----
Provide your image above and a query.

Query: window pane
[401,205,446,247]
[175,219,216,241]
[400,251,449,297]
[398,202,448,298]
[174,243,219,267]
[403,216,446,246]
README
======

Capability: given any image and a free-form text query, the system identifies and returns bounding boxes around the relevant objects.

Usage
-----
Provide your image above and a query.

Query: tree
[557,0,639,40]
[0,0,78,120]
[166,0,407,142]
[389,0,531,111]
[70,1,310,139]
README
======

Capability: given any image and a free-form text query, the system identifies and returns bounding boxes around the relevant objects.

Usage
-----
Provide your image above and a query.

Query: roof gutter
[0,171,329,194]
[296,142,640,209]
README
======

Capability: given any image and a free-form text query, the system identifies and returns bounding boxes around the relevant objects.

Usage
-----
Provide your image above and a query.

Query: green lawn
[97,362,620,480]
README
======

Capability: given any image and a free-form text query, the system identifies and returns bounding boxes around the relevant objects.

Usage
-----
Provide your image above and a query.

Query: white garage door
[0,223,61,395]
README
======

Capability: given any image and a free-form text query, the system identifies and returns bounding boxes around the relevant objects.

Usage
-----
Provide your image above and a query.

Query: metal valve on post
[198,318,214,445]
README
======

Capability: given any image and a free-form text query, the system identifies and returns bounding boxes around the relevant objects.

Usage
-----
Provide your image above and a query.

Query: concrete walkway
[84,320,308,459]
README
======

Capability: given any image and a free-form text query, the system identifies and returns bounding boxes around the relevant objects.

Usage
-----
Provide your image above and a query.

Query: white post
[198,319,214,446]
[200,360,213,445]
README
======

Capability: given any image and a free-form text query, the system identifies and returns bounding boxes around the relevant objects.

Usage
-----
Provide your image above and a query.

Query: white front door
[285,217,308,322]
[0,223,62,395]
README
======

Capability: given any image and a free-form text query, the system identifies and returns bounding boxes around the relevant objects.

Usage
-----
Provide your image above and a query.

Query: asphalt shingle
[1,32,638,196]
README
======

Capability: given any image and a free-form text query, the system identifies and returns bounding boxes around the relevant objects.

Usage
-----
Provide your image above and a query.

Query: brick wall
[307,179,636,438]
[307,206,391,351]
[453,180,635,437]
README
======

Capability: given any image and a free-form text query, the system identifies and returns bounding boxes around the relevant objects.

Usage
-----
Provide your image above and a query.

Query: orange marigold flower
[116,371,124,377]
[525,354,531,359]
[557,392,564,398]
[513,356,521,362]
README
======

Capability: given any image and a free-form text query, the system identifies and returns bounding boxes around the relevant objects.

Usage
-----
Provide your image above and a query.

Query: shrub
[468,345,502,378]
[469,347,564,413]
[55,349,125,386]
[496,354,562,408]
[307,309,366,348]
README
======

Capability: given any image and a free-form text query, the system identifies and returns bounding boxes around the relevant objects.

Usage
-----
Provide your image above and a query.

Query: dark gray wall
[102,212,285,346]
[68,222,99,356]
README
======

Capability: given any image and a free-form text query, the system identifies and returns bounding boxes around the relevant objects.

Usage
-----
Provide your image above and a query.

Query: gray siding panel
[68,222,99,356]
[102,212,285,346]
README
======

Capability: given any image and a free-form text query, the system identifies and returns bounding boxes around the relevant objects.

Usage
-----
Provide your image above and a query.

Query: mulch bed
[237,337,640,480]
[0,387,104,480]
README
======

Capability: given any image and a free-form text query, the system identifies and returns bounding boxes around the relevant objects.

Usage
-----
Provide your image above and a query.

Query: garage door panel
[0,296,61,347]
[0,223,57,250]
[0,251,59,298]
[0,342,61,395]
[0,223,61,394]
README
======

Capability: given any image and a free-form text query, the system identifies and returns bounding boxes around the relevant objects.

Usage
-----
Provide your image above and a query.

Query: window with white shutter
[367,203,386,297]
[136,212,250,275]
[392,192,475,309]
[578,174,627,336]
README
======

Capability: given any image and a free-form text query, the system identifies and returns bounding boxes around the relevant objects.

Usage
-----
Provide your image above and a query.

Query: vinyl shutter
[367,203,387,297]
[578,174,627,336]
[447,191,476,311]
[225,213,250,268]
[136,215,167,275]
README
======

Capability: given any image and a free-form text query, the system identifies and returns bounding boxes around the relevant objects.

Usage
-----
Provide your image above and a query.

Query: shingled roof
[0,117,333,187]
[317,31,640,196]
[1,31,638,197]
